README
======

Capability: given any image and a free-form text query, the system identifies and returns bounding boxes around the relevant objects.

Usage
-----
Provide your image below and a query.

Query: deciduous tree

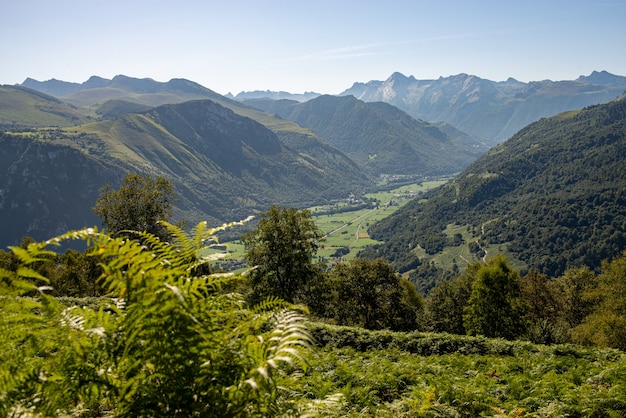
[242,205,324,304]
[93,173,176,241]
[463,255,525,339]
[328,258,423,331]
[572,253,626,350]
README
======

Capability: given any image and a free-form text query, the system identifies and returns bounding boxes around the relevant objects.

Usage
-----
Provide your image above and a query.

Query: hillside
[19,75,372,178]
[0,95,372,248]
[341,71,626,144]
[0,85,90,128]
[0,132,124,244]
[245,95,486,177]
[362,96,626,288]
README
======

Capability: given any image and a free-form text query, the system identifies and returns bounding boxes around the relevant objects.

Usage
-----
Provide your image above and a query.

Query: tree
[572,253,626,350]
[519,269,561,344]
[242,205,324,304]
[93,173,176,241]
[550,266,597,330]
[426,261,481,334]
[328,258,423,331]
[463,255,525,339]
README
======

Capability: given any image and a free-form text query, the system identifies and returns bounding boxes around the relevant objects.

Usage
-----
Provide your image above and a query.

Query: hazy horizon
[3,0,625,95]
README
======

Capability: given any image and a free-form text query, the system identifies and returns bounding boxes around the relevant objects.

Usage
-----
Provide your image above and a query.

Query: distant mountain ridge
[245,95,486,176]
[0,85,372,248]
[231,90,321,102]
[340,70,626,144]
[21,75,226,107]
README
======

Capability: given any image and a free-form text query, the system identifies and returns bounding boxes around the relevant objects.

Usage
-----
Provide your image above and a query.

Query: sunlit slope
[0,85,90,127]
[364,96,626,286]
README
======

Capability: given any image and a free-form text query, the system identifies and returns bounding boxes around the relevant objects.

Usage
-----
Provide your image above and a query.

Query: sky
[2,0,625,95]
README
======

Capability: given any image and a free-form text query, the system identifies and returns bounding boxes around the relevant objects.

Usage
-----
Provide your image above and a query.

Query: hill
[245,95,486,177]
[341,71,626,144]
[18,75,373,179]
[0,85,91,128]
[361,96,626,289]
[0,132,124,245]
[0,94,372,248]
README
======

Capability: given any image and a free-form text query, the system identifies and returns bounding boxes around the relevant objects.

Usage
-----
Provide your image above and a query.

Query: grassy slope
[0,86,90,127]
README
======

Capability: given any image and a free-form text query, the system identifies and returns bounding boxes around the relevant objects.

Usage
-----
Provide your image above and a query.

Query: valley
[206,179,450,272]
[3,71,626,417]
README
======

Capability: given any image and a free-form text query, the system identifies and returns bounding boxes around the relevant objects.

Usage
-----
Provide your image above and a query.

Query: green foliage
[300,323,626,417]
[327,258,423,331]
[426,261,479,334]
[572,253,626,350]
[243,205,324,305]
[366,96,626,283]
[463,256,525,339]
[550,266,598,330]
[0,219,312,417]
[93,172,176,241]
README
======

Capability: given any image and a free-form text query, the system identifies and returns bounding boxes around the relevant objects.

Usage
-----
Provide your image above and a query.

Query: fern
[0,219,313,417]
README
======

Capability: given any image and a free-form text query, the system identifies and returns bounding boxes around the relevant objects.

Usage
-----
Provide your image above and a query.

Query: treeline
[238,200,626,350]
[2,172,625,352]
[425,254,626,350]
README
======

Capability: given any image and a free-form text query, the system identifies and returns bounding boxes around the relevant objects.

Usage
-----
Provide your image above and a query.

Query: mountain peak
[385,72,416,84]
[576,70,626,86]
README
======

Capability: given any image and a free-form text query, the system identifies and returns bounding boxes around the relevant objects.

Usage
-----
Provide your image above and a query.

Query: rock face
[340,71,626,144]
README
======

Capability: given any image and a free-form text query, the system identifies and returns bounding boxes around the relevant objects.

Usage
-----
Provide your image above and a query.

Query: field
[202,179,449,269]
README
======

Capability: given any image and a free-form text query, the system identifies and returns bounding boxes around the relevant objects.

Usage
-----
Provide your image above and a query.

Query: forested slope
[364,96,626,284]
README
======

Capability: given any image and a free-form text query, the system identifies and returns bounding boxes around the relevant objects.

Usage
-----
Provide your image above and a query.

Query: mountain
[18,75,370,177]
[232,90,321,102]
[21,75,227,108]
[0,132,124,245]
[341,71,626,144]
[244,95,487,177]
[361,95,626,290]
[0,86,372,248]
[0,85,91,128]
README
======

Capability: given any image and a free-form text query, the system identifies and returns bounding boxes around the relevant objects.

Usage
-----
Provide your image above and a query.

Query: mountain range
[360,94,626,291]
[243,94,486,176]
[4,71,626,274]
[228,90,321,102]
[339,70,626,144]
[0,83,374,248]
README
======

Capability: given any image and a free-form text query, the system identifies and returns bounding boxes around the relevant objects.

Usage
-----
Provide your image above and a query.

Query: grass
[0,86,89,127]
[314,180,448,261]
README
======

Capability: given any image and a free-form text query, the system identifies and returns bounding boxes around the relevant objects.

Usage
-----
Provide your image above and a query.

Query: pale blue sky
[2,0,625,95]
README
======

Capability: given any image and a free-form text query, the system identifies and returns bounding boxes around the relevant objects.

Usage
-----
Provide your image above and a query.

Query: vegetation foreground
[1,219,626,417]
